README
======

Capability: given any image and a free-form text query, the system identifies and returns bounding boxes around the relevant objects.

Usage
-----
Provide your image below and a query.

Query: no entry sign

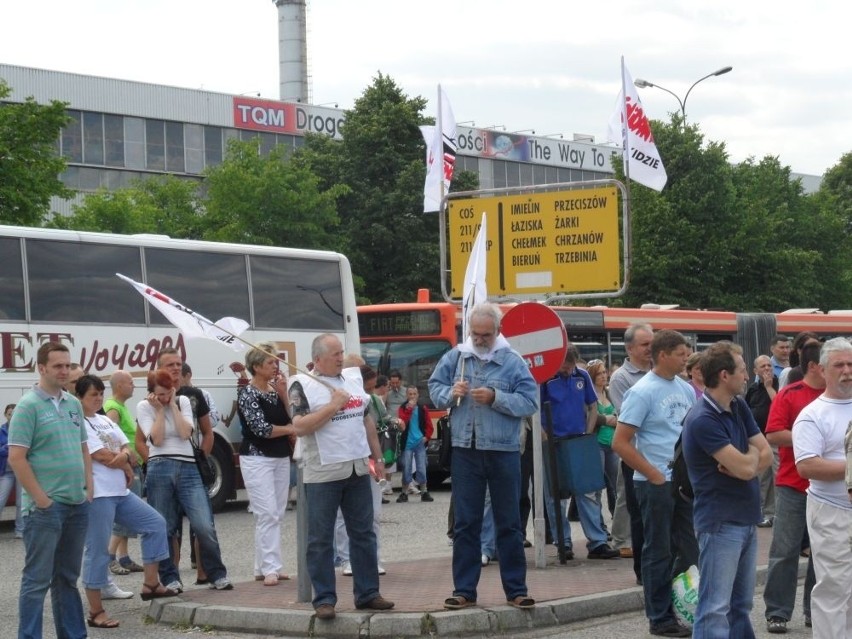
[501,302,568,383]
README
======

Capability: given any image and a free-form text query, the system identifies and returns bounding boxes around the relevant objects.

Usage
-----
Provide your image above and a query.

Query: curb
[148,561,805,637]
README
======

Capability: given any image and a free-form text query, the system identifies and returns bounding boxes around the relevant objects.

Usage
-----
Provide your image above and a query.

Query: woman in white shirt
[136,369,231,593]
[77,375,176,630]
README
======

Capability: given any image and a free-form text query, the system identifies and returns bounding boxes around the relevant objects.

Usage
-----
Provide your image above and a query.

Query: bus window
[0,237,25,321]
[251,256,345,331]
[26,240,145,323]
[144,248,251,326]
[382,339,452,407]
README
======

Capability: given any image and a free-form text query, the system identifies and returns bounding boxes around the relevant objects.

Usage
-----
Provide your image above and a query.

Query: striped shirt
[8,385,87,511]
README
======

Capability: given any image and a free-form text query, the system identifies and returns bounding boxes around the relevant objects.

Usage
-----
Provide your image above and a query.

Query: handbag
[190,438,215,487]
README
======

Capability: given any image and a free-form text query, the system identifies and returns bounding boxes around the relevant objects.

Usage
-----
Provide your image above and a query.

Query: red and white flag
[423,86,457,212]
[116,273,249,351]
[607,58,667,192]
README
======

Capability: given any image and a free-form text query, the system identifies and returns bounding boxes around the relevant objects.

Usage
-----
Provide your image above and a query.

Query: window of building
[125,117,145,170]
[146,119,165,171]
[104,114,124,167]
[184,124,203,174]
[61,110,83,163]
[83,112,104,165]
[204,126,223,167]
[165,121,185,173]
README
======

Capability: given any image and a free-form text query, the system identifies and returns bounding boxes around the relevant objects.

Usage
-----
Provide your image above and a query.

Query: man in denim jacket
[429,303,539,610]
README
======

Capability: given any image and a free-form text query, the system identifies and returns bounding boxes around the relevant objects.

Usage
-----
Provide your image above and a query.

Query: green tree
[0,80,71,225]
[203,138,347,250]
[48,175,204,238]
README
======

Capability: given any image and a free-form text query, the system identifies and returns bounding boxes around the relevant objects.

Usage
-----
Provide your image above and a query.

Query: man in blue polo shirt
[541,344,618,560]
[683,341,772,639]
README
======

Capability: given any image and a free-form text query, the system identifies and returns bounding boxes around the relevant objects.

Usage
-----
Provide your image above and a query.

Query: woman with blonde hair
[587,360,618,516]
[237,342,296,585]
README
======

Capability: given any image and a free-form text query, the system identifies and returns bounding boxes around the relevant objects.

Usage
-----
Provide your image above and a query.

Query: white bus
[0,225,360,510]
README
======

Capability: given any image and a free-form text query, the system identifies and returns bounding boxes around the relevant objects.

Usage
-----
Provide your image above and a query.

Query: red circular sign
[501,303,568,383]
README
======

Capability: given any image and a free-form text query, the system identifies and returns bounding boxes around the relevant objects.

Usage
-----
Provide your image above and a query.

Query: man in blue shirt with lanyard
[683,341,772,639]
[541,344,618,560]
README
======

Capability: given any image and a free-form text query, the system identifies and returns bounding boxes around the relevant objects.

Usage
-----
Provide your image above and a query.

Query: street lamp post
[634,66,732,124]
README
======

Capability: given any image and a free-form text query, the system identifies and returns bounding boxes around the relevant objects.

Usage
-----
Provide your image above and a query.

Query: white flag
[116,273,249,352]
[423,86,457,212]
[461,213,488,339]
[607,59,667,192]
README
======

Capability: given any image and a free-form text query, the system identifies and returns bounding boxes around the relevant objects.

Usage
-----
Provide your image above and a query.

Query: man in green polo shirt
[105,369,145,575]
[9,341,93,639]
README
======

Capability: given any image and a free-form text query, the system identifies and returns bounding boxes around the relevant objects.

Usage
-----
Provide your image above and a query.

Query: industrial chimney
[273,0,309,103]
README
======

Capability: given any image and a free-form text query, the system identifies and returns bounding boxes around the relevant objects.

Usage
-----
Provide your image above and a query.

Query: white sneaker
[165,580,183,594]
[101,582,134,599]
[209,576,233,590]
[377,563,387,575]
[481,554,491,567]
[406,483,421,495]
[341,560,352,576]
[381,485,393,495]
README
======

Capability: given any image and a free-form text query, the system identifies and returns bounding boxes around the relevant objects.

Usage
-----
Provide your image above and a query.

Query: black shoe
[421,491,434,502]
[396,492,408,503]
[766,617,788,633]
[649,620,691,636]
[757,517,773,528]
[805,615,812,628]
[588,543,620,559]
[381,498,390,504]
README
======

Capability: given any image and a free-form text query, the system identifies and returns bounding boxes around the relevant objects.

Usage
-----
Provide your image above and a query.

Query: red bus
[358,292,852,484]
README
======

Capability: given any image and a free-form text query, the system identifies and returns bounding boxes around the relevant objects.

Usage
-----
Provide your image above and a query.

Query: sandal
[87,609,120,629]
[443,595,476,610]
[508,595,536,609]
[254,574,290,581]
[140,582,179,601]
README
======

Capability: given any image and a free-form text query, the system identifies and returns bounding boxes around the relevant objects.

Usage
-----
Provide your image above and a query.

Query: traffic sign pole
[502,303,568,569]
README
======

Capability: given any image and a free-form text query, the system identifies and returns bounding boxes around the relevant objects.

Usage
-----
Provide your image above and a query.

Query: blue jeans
[145,457,227,585]
[82,493,169,588]
[542,442,607,550]
[635,480,699,626]
[450,447,527,602]
[763,485,815,620]
[112,465,144,538]
[0,469,24,535]
[306,471,379,608]
[19,500,90,639]
[693,523,758,639]
[481,488,495,559]
[400,439,427,487]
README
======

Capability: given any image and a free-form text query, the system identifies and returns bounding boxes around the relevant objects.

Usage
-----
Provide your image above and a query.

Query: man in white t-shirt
[792,337,852,639]
[288,334,393,621]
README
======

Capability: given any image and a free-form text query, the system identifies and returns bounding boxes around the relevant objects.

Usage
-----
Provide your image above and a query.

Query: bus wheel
[207,437,235,513]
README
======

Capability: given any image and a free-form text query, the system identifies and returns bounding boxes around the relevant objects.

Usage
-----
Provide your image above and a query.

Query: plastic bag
[672,564,699,627]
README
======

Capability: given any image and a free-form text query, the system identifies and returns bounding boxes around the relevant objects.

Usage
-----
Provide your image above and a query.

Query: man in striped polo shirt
[9,341,93,639]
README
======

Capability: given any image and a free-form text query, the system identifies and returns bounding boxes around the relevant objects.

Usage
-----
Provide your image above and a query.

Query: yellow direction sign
[448,186,620,296]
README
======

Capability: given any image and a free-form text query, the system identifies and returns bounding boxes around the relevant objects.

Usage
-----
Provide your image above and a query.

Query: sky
[1,0,848,176]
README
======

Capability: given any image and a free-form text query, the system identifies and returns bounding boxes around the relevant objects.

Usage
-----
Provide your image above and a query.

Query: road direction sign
[501,302,568,383]
[448,185,620,297]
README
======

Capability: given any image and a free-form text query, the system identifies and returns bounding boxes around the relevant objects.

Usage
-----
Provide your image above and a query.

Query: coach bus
[0,225,360,511]
[358,290,852,484]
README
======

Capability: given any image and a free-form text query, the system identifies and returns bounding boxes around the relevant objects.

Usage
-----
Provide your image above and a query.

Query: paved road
[0,484,812,638]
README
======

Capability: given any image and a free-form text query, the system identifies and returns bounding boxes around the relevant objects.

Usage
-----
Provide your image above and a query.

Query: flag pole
[619,55,634,274]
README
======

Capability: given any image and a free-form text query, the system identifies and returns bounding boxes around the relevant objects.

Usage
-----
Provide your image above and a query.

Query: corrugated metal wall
[1,64,233,126]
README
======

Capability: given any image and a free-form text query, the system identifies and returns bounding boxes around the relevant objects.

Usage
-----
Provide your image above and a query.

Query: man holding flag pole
[429,216,539,610]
